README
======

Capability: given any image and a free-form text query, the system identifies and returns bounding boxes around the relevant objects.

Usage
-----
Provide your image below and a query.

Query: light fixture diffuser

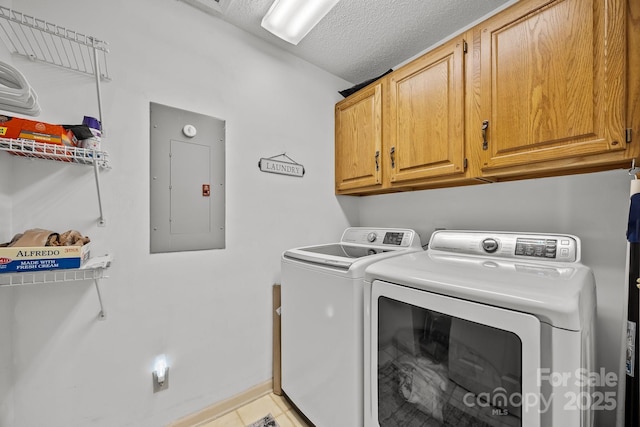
[261,0,340,45]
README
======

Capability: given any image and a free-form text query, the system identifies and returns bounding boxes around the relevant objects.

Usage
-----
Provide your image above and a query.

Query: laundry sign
[258,153,305,178]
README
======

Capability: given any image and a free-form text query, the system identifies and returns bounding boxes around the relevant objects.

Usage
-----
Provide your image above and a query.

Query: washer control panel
[430,231,579,262]
[341,228,419,248]
[514,238,559,259]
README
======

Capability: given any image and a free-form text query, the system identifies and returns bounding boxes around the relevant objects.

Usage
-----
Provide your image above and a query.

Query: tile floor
[199,393,311,427]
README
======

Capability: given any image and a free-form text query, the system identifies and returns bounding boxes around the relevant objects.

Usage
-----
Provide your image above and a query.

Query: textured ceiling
[181,0,514,84]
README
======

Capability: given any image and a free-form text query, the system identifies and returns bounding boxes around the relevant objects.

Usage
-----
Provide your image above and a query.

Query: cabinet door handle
[390,146,396,168]
[375,150,380,171]
[482,120,489,151]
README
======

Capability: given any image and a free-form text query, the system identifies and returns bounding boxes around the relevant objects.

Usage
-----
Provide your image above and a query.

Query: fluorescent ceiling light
[261,0,341,45]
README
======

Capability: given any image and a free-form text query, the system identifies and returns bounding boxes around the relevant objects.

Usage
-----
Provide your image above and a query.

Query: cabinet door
[478,0,625,172]
[335,82,383,192]
[388,37,466,184]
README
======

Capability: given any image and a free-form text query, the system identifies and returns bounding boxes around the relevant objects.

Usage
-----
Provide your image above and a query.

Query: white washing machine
[364,230,596,427]
[281,227,423,427]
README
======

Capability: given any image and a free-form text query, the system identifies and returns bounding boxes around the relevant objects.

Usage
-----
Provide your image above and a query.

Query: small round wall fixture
[182,124,197,138]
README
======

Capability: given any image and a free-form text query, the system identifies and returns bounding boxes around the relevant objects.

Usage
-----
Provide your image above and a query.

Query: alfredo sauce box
[0,244,90,273]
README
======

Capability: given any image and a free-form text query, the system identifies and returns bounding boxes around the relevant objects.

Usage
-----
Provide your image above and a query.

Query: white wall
[0,156,13,427]
[356,169,631,426]
[0,0,357,426]
[0,55,13,423]
[0,3,13,419]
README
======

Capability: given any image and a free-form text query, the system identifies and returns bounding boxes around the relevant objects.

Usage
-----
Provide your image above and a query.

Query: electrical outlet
[152,368,169,393]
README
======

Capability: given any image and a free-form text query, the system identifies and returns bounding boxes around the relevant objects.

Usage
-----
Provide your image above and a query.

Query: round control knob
[482,238,499,253]
[367,232,378,242]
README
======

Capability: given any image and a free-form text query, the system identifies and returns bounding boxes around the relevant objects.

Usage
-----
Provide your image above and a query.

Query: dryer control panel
[341,228,419,248]
[429,231,579,263]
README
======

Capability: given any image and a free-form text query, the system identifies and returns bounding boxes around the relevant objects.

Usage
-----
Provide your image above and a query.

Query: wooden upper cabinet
[478,0,626,173]
[335,81,383,192]
[334,0,634,195]
[388,37,466,184]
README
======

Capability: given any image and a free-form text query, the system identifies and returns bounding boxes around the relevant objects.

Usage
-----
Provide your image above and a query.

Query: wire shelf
[0,255,111,287]
[0,6,110,81]
[0,137,110,168]
[0,255,111,318]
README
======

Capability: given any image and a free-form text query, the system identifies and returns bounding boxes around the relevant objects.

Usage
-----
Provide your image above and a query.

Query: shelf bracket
[94,278,106,320]
[93,159,106,226]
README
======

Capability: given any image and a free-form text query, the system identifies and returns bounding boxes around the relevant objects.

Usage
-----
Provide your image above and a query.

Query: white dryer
[281,227,423,427]
[364,230,597,427]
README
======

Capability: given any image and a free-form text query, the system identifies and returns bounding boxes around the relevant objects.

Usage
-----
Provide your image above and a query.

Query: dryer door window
[371,280,542,427]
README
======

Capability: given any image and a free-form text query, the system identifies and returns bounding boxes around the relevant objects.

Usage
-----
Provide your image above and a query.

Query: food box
[0,244,91,273]
[0,115,77,146]
[0,115,78,160]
